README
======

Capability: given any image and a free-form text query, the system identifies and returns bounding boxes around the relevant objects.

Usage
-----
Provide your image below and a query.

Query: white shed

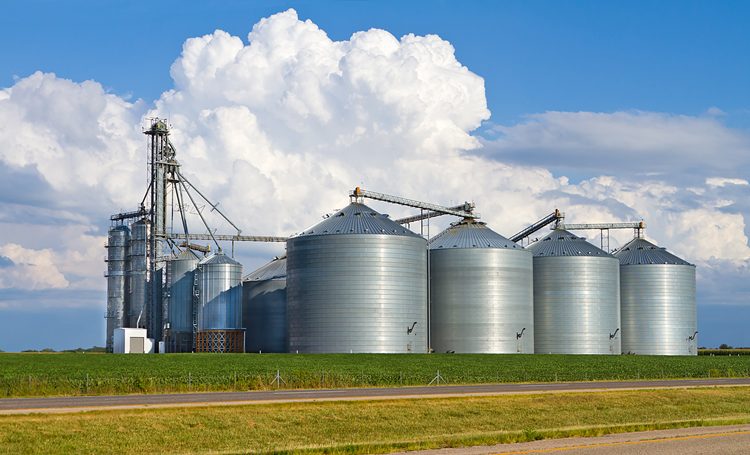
[113,328,154,354]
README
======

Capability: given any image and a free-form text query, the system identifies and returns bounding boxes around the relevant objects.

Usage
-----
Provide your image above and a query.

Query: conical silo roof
[244,255,287,281]
[614,238,693,266]
[527,229,613,257]
[290,202,420,238]
[429,219,521,249]
[174,249,200,261]
[199,252,241,266]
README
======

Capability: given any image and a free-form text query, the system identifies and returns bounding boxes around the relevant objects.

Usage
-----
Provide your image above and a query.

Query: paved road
[1,378,748,414]
[392,424,750,454]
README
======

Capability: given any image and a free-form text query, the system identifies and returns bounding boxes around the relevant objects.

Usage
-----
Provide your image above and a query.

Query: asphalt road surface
[1,377,748,414]
[392,424,750,454]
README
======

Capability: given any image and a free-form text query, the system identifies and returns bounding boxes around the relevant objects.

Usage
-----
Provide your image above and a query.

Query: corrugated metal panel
[127,220,148,329]
[527,229,613,257]
[430,247,534,353]
[531,230,621,354]
[166,250,199,338]
[199,253,242,266]
[616,238,697,355]
[106,225,129,353]
[243,256,287,353]
[243,255,286,281]
[290,202,421,238]
[615,238,693,266]
[428,220,521,250]
[287,202,427,353]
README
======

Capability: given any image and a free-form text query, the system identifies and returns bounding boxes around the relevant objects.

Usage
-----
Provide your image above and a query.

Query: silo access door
[130,337,145,354]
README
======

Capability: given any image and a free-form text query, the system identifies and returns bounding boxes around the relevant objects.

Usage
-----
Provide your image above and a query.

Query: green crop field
[1,353,749,397]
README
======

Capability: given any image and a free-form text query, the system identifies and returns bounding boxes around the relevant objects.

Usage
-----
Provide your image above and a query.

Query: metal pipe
[177,178,222,252]
[177,170,242,236]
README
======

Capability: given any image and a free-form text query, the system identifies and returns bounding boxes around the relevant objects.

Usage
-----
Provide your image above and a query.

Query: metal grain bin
[287,202,427,353]
[105,225,129,352]
[429,220,533,353]
[196,253,243,330]
[529,229,621,354]
[242,255,287,353]
[127,219,148,328]
[615,238,697,355]
[195,253,244,353]
[165,249,199,352]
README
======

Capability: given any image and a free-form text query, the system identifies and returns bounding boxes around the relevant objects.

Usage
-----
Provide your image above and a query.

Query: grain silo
[242,255,287,353]
[615,238,697,355]
[165,249,200,352]
[529,229,621,354]
[429,220,533,353]
[127,219,148,329]
[195,253,244,353]
[105,225,130,353]
[287,202,427,353]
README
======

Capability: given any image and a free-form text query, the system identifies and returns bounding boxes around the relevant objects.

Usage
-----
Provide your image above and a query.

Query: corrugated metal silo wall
[533,256,621,354]
[127,221,148,328]
[430,248,534,353]
[621,264,697,355]
[287,235,427,353]
[196,261,243,330]
[106,227,129,352]
[149,268,163,342]
[167,256,198,334]
[242,279,287,353]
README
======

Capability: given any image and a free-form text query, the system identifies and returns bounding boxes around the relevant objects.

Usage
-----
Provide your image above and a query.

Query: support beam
[558,222,646,230]
[168,233,287,243]
[557,221,646,252]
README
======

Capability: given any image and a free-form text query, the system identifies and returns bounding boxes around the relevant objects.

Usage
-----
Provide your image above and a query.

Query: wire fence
[2,366,749,398]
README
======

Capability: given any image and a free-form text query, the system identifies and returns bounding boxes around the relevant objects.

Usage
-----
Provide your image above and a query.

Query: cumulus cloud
[0,71,145,216]
[0,244,69,290]
[0,8,748,314]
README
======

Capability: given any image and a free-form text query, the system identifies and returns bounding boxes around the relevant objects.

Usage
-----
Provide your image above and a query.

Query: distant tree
[719,343,733,349]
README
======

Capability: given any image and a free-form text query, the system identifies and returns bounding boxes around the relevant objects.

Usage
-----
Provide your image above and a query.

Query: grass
[1,352,749,397]
[1,388,749,454]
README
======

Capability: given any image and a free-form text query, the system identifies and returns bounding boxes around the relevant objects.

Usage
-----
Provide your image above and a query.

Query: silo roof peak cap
[430,219,520,250]
[290,201,422,238]
[614,237,693,266]
[527,229,613,257]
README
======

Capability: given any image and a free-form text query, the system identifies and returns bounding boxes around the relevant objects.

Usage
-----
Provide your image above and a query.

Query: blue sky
[0,1,748,350]
[4,1,748,124]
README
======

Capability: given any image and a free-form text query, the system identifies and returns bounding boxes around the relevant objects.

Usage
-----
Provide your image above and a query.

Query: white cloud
[0,8,747,312]
[706,177,749,187]
[0,243,69,290]
[0,71,145,215]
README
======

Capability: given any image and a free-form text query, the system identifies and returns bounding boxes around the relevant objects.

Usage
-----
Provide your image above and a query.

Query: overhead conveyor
[349,187,478,238]
[509,209,564,244]
[510,207,646,252]
[557,221,646,253]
